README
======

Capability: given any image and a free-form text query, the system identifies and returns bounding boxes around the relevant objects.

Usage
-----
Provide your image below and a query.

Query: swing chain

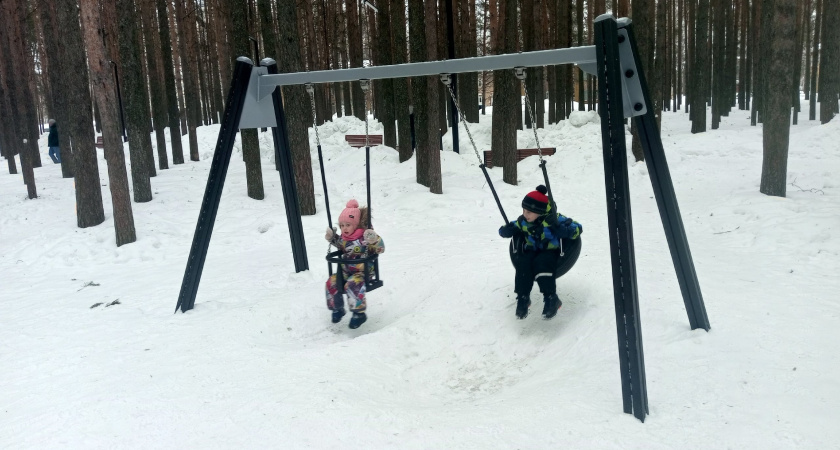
[441,74,482,165]
[360,79,371,148]
[514,67,544,161]
[305,83,322,147]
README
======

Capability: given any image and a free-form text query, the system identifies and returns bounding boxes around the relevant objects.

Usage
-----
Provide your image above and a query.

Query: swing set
[173,15,710,422]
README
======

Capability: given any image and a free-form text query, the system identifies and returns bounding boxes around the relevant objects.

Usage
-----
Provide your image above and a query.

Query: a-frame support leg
[621,23,711,332]
[594,16,649,422]
[176,57,254,313]
[262,59,309,273]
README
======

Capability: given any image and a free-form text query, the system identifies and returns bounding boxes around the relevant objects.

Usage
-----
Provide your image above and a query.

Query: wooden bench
[483,148,556,168]
[345,134,383,148]
[95,136,104,149]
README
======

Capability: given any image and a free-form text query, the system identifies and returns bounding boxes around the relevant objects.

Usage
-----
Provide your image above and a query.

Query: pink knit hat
[338,199,361,228]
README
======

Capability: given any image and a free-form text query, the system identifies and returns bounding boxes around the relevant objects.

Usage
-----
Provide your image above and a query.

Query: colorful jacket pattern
[499,207,582,251]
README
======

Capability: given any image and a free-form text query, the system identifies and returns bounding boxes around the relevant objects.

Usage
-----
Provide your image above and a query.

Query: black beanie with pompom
[522,185,549,215]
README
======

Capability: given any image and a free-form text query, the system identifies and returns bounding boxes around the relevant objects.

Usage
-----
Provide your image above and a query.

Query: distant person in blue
[498,185,583,320]
[47,119,61,163]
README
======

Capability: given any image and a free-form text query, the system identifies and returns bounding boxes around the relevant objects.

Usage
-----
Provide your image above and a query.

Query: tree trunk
[55,0,105,227]
[760,0,796,197]
[391,0,413,162]
[409,0,430,186]
[141,0,170,170]
[692,0,710,133]
[276,0,316,215]
[425,0,442,194]
[347,0,366,121]
[492,0,518,185]
[2,0,38,197]
[118,0,154,202]
[818,0,839,123]
[158,0,185,164]
[80,0,137,245]
[38,0,74,178]
[177,0,203,161]
[808,0,822,121]
[377,0,397,148]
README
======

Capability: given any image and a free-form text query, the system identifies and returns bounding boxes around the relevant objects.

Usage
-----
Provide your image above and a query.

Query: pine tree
[80,0,137,245]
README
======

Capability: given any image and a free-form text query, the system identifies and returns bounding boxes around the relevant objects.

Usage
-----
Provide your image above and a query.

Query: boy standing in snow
[47,119,61,164]
[498,185,582,320]
[324,199,385,329]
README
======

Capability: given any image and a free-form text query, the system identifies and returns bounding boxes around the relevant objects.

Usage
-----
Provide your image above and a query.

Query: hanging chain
[305,83,321,147]
[441,74,483,165]
[514,67,544,162]
[360,79,371,147]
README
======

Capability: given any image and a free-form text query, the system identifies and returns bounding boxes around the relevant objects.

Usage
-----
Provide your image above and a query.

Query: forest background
[0,0,838,246]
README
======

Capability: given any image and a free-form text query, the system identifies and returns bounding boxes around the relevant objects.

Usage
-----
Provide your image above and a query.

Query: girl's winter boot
[332,294,346,323]
[348,312,367,329]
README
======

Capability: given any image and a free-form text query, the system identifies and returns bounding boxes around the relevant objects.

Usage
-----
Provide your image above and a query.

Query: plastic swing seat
[326,250,384,293]
[509,235,582,278]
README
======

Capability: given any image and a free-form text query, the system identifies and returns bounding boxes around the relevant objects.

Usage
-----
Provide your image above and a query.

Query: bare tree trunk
[38,0,74,178]
[425,0,442,194]
[141,0,170,169]
[54,0,105,226]
[118,0,154,202]
[692,0,710,133]
[818,0,839,123]
[377,0,397,148]
[391,0,413,162]
[808,0,822,121]
[229,0,265,200]
[80,0,137,245]
[159,0,185,163]
[276,0,316,215]
[492,0,518,185]
[760,0,796,197]
[2,0,38,197]
[176,0,202,161]
[348,0,365,121]
[409,0,430,186]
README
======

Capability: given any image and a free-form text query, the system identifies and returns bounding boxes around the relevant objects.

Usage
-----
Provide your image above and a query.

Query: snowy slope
[1,101,838,449]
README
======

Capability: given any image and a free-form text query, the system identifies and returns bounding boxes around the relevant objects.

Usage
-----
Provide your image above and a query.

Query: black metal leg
[595,17,649,422]
[263,59,309,273]
[622,23,711,332]
[176,57,254,313]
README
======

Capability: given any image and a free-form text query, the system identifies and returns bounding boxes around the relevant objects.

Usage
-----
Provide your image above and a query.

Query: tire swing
[306,80,383,294]
[440,69,581,280]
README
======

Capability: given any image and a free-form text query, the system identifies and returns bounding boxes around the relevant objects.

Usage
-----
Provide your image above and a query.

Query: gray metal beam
[256,46,597,99]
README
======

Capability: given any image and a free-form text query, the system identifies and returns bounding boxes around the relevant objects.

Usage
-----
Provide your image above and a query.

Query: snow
[1,99,838,448]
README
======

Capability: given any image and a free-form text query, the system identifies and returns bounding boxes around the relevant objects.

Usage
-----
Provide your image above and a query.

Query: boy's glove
[363,229,379,244]
[325,227,336,241]
[498,223,519,238]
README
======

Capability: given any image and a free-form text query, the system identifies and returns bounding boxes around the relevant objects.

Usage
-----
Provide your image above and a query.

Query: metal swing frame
[174,14,710,423]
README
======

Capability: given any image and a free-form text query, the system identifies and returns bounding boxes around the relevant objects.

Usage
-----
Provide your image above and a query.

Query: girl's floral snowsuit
[325,229,385,313]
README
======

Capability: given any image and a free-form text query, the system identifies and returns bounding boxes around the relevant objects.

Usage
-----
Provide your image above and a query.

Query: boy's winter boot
[332,294,346,323]
[348,312,367,329]
[515,295,531,319]
[542,293,562,319]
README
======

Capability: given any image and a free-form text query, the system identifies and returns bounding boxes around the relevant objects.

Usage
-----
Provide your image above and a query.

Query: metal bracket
[240,65,278,129]
[616,27,647,118]
[360,79,371,91]
[514,66,526,80]
[440,73,452,86]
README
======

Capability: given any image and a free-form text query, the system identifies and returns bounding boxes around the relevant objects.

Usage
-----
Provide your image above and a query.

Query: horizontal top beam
[257,46,597,94]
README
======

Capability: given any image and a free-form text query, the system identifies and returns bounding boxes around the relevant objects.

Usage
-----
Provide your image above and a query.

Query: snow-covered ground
[1,100,838,448]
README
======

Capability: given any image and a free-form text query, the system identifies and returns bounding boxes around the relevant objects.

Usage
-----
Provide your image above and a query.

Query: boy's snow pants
[513,249,560,296]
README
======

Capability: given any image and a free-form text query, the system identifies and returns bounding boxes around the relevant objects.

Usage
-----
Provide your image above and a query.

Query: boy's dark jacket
[48,124,59,147]
[499,205,582,251]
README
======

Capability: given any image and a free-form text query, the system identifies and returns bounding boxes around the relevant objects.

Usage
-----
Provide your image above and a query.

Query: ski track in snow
[1,101,839,448]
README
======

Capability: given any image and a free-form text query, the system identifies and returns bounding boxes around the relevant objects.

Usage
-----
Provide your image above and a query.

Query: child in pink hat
[324,199,385,329]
